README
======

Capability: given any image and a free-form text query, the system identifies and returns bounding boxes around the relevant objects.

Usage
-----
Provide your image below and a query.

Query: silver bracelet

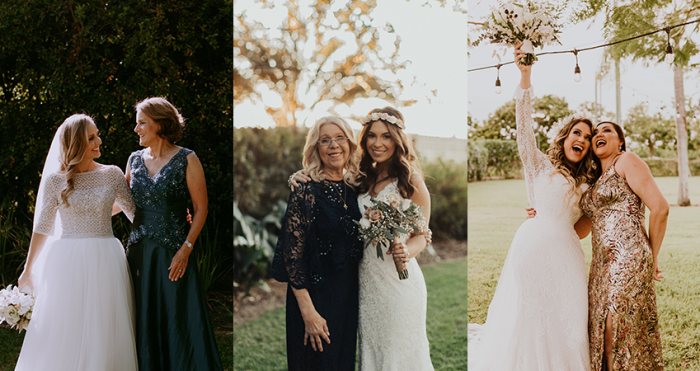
[184,240,193,249]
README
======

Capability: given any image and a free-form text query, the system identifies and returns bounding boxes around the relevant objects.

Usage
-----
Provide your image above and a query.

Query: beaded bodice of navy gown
[126,147,223,371]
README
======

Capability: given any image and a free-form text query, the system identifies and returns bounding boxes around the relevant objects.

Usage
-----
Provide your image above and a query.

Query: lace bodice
[271,180,363,290]
[515,86,584,225]
[127,148,194,252]
[34,165,135,238]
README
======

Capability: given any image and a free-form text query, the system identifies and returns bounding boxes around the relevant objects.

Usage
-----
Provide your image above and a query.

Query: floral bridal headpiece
[360,112,405,130]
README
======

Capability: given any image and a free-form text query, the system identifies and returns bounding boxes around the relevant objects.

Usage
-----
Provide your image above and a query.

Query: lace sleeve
[270,182,314,290]
[33,174,61,236]
[111,166,135,222]
[515,85,549,208]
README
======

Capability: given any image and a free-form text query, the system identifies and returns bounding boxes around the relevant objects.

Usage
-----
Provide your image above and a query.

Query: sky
[234,0,470,139]
[467,1,700,127]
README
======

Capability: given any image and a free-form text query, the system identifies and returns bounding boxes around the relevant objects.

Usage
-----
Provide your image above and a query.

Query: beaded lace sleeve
[33,174,61,236]
[271,182,314,290]
[110,166,135,223]
[515,85,552,208]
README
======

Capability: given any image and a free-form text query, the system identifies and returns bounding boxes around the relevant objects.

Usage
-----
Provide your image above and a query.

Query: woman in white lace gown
[467,46,598,370]
[16,114,137,371]
[290,107,433,370]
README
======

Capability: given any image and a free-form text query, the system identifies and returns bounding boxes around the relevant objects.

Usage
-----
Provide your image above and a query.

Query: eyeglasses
[318,136,348,147]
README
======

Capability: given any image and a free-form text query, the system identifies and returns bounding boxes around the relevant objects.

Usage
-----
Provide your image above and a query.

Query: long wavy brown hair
[58,114,93,207]
[546,117,600,202]
[355,107,422,199]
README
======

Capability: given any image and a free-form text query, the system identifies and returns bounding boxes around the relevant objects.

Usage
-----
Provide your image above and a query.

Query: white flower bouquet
[356,194,426,280]
[471,1,563,65]
[0,285,35,332]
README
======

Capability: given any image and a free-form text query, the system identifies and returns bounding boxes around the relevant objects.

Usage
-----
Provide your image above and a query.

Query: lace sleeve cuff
[514,85,534,100]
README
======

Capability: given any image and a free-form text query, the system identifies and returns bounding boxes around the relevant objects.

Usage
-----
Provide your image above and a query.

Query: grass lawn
[468,176,700,370]
[233,258,469,370]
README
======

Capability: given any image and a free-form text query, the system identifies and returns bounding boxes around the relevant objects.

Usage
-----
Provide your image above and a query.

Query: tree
[575,0,700,205]
[469,95,571,151]
[234,1,408,127]
[577,101,615,123]
[624,103,675,158]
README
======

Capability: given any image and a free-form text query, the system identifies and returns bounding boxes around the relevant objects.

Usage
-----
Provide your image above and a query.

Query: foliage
[234,0,408,126]
[423,159,468,240]
[468,139,521,182]
[577,101,615,123]
[643,158,700,177]
[0,0,232,290]
[233,201,285,293]
[625,103,676,158]
[233,126,307,218]
[469,95,571,152]
[0,199,30,288]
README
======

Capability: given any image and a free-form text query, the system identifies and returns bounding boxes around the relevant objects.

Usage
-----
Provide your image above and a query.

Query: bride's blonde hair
[58,114,93,207]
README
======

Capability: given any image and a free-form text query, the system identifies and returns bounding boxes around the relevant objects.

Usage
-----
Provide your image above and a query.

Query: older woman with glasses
[271,116,364,371]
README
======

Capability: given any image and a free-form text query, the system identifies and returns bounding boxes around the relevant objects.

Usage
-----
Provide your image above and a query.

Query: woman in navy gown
[121,97,223,370]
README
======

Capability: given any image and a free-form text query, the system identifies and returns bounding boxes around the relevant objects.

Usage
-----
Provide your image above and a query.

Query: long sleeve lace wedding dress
[467,86,591,371]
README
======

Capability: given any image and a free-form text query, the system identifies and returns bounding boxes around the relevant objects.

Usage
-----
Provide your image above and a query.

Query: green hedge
[468,139,522,181]
[644,158,700,177]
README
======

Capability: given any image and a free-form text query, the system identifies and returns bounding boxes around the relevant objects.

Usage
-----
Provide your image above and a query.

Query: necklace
[331,181,348,209]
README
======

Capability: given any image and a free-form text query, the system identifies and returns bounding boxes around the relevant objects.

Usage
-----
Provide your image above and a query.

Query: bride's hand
[289,170,311,191]
[18,269,34,294]
[525,207,537,219]
[388,242,410,263]
[513,42,531,73]
[653,259,664,281]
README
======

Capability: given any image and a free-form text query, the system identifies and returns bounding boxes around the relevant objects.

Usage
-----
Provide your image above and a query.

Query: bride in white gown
[467,46,597,371]
[16,114,137,371]
[290,107,433,370]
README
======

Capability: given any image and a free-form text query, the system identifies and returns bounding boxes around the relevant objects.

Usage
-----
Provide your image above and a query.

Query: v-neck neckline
[143,148,184,181]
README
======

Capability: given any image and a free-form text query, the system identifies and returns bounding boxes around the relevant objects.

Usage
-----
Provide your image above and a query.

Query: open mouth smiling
[595,139,607,148]
[572,144,584,155]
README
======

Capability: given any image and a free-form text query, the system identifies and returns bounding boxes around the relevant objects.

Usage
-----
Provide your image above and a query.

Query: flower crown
[361,112,405,130]
[546,112,590,144]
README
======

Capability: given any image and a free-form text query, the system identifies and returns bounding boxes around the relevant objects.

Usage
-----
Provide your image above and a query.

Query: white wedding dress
[467,86,590,370]
[357,180,434,371]
[15,165,137,371]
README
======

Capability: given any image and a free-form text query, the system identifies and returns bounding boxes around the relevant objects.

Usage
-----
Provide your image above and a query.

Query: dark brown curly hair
[355,107,423,199]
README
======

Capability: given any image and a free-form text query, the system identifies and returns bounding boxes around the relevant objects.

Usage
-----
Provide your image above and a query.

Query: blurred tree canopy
[234,0,413,127]
[0,0,232,243]
[624,103,675,158]
[468,95,571,152]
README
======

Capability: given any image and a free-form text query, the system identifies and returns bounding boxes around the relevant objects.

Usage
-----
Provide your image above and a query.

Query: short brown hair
[135,97,185,143]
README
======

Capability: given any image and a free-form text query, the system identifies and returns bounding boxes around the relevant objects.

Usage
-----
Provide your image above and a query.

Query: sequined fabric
[580,157,664,371]
[127,148,191,251]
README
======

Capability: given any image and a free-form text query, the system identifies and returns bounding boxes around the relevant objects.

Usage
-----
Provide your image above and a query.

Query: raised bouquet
[0,285,34,332]
[471,1,562,65]
[356,193,426,280]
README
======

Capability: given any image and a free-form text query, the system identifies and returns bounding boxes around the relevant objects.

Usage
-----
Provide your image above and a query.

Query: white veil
[29,122,66,288]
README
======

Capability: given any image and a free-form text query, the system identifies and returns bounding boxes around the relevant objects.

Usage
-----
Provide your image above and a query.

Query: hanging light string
[468,17,700,73]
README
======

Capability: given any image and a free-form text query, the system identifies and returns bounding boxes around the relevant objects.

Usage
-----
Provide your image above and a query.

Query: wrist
[184,239,193,249]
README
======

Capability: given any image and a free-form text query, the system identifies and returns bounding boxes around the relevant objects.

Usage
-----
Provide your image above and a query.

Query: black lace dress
[126,148,222,371]
[271,179,363,371]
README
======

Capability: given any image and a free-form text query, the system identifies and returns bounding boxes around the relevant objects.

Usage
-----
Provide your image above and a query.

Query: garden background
[0,0,233,369]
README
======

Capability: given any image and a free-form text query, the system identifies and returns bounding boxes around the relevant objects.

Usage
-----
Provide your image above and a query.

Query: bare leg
[604,311,613,371]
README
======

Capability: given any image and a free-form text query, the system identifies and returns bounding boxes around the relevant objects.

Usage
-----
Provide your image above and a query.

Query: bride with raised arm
[467,44,597,370]
[15,114,137,370]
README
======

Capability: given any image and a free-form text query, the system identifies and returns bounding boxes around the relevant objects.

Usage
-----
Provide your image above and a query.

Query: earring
[591,161,597,170]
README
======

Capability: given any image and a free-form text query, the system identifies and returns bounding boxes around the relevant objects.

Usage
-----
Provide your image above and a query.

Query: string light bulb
[495,64,502,94]
[665,28,674,64]
[573,50,581,82]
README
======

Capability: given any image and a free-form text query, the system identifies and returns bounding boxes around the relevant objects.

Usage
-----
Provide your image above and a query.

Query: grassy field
[233,258,469,370]
[468,176,700,370]
[0,329,233,370]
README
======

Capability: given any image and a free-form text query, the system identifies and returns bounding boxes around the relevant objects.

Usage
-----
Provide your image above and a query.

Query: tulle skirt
[15,237,137,371]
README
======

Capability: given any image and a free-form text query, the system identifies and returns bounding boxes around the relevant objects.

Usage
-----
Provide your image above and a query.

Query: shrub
[424,159,468,240]
[468,140,522,181]
[643,158,700,177]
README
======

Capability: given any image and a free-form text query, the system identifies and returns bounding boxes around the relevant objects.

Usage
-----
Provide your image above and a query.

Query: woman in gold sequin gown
[580,122,669,371]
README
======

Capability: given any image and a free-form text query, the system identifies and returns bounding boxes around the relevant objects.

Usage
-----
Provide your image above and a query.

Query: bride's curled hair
[546,116,600,200]
[356,107,423,199]
[58,114,94,207]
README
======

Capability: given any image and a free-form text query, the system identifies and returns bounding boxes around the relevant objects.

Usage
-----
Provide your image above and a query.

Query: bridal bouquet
[356,194,426,280]
[471,1,562,65]
[0,285,34,332]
